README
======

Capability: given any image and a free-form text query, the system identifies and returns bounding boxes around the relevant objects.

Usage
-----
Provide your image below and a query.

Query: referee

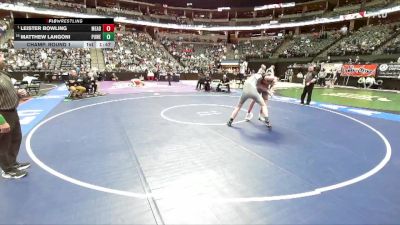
[0,54,30,179]
[300,66,317,105]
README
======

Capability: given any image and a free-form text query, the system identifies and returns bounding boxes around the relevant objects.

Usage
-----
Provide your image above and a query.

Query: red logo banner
[341,64,378,77]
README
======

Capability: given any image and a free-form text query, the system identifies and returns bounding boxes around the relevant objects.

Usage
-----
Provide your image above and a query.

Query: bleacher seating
[3,48,91,72]
[279,32,340,58]
[236,38,284,59]
[103,31,182,73]
[161,37,227,72]
[327,25,396,56]
[383,33,400,54]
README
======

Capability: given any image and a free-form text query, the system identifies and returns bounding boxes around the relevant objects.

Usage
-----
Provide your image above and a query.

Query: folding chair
[19,81,29,91]
[28,80,41,95]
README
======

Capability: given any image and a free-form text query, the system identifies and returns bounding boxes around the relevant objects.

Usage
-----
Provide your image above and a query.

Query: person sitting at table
[217,74,230,93]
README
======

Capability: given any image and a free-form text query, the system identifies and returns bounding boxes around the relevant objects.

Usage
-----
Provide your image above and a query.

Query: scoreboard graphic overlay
[14,18,115,49]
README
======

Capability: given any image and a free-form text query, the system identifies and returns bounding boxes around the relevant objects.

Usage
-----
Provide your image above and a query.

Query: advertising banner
[341,64,378,77]
[377,63,400,79]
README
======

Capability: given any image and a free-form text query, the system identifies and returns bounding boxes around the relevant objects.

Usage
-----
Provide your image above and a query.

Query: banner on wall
[341,64,378,77]
[320,63,343,74]
[377,64,400,79]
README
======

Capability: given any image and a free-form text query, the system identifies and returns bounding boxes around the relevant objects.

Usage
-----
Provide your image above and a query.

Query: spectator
[326,56,331,63]
[328,25,394,56]
[358,76,366,88]
[147,70,155,81]
[297,71,304,79]
[237,38,283,59]
[355,55,360,64]
[318,68,327,87]
[280,32,339,58]
[3,47,91,73]
[104,31,182,73]
[365,76,376,88]
[161,36,226,72]
[111,73,119,81]
[284,69,293,82]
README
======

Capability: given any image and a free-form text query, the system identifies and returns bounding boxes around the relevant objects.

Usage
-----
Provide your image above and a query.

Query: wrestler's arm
[262,76,278,96]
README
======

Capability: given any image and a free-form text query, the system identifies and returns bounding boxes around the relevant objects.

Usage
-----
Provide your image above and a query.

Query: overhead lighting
[254,3,295,11]
[217,7,231,12]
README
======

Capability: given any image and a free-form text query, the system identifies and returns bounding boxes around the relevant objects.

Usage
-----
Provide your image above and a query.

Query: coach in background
[0,54,30,179]
[300,66,317,105]
[67,70,86,99]
[204,72,211,92]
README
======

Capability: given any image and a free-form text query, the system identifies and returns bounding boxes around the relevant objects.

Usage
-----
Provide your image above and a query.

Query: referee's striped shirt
[0,71,19,112]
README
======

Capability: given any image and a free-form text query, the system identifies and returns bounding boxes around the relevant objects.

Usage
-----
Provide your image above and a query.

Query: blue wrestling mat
[1,92,400,224]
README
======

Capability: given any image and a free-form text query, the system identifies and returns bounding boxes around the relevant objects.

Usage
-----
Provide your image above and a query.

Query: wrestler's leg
[230,103,243,120]
[245,100,256,121]
[256,94,271,127]
[227,96,246,126]
[259,93,269,121]
[247,100,256,114]
[228,81,254,126]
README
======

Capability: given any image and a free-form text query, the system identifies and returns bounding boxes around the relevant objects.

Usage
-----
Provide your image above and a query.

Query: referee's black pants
[0,110,22,171]
[196,80,204,90]
[301,84,314,104]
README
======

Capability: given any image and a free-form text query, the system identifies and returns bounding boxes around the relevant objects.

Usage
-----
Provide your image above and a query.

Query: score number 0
[102,24,115,41]
[103,24,115,32]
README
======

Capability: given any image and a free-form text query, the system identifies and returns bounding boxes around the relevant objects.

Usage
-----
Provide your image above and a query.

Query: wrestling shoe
[2,169,28,179]
[245,113,252,121]
[227,119,233,127]
[13,162,31,171]
[265,120,272,128]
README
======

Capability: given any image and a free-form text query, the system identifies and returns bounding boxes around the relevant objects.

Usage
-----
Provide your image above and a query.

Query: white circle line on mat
[25,94,392,203]
[160,103,249,125]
